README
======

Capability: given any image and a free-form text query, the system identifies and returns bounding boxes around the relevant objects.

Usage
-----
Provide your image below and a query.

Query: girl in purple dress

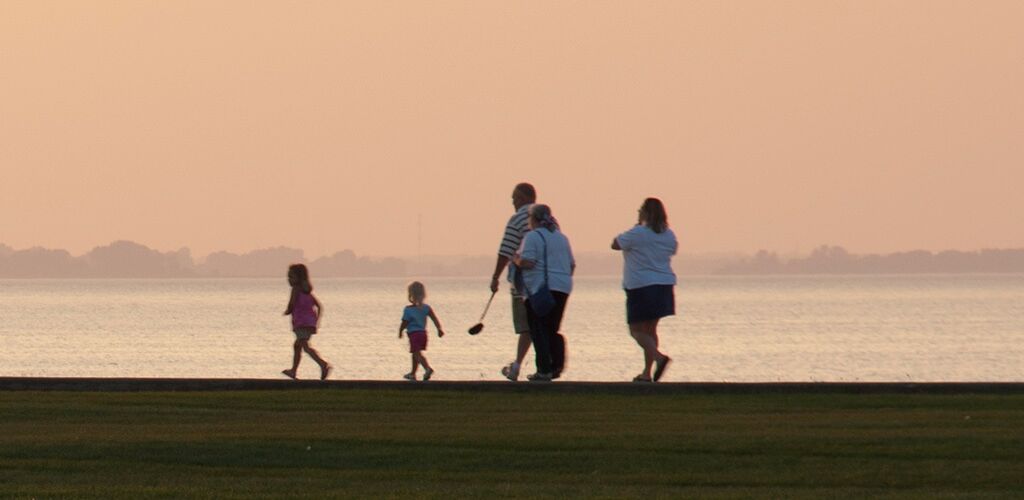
[282,264,331,380]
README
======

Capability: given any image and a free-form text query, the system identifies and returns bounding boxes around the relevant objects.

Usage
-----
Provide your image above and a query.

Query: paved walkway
[1,377,1022,394]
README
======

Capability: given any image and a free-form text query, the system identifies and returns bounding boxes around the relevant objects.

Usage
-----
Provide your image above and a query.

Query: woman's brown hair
[641,198,669,234]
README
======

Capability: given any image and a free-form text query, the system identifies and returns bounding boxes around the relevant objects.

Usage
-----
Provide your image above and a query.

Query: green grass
[1,389,1022,498]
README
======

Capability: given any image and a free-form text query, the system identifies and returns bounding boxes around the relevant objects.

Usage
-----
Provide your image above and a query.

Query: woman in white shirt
[612,198,677,382]
[514,204,575,381]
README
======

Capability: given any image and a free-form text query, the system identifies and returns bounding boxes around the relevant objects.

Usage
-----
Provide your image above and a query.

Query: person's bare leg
[415,352,432,372]
[649,319,671,381]
[650,319,665,360]
[302,343,327,368]
[515,332,532,365]
[630,323,658,379]
[302,343,330,379]
[291,340,304,371]
[282,340,303,379]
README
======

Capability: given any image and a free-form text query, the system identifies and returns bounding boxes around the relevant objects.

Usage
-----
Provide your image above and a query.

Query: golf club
[467,291,497,335]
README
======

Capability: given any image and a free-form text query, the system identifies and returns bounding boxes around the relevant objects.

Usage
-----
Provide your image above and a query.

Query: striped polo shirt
[498,204,531,292]
[498,204,531,260]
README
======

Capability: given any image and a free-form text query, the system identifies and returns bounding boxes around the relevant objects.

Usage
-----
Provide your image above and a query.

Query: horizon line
[4,239,1023,262]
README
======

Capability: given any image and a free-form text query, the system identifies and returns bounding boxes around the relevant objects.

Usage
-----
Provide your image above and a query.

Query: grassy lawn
[1,388,1022,498]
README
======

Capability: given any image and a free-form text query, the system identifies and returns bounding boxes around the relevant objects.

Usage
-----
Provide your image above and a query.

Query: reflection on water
[1,275,1022,382]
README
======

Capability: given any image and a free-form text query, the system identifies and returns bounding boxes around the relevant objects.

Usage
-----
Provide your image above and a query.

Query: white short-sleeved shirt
[616,225,677,290]
[519,228,574,295]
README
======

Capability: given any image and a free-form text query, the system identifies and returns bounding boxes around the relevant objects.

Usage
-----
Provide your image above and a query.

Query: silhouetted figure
[513,204,575,382]
[398,281,445,381]
[612,198,677,382]
[490,182,536,381]
[282,264,331,380]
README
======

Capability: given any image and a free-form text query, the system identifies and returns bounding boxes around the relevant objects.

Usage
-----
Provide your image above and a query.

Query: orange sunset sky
[2,1,1022,259]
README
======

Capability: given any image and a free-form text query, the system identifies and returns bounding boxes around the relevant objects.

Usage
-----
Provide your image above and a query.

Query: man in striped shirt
[490,182,536,381]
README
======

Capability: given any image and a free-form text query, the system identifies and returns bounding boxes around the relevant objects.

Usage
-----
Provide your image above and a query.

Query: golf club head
[468,323,484,335]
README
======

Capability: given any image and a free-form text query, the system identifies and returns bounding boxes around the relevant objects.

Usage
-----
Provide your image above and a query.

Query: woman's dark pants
[525,291,569,375]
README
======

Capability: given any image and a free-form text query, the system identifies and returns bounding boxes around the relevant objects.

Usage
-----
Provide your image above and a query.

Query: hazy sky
[2,1,1022,259]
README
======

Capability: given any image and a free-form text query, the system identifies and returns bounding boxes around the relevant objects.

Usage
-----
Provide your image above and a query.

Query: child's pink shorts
[407,331,427,353]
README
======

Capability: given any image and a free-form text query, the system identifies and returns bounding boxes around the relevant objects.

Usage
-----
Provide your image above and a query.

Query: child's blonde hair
[407,281,426,305]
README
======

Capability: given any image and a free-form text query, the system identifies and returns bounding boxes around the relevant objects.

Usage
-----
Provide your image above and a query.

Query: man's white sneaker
[501,363,519,381]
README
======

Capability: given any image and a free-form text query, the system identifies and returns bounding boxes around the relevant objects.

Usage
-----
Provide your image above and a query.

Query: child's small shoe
[403,373,415,381]
[423,368,434,381]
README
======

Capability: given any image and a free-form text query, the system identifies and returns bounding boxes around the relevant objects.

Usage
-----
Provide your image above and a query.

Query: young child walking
[282,263,331,380]
[398,281,444,381]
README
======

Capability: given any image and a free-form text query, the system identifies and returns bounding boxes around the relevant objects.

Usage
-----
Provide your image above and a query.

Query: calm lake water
[1,275,1021,382]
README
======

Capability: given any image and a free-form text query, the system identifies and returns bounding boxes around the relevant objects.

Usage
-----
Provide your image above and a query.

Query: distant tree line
[716,245,1024,275]
[2,241,1022,278]
[0,241,405,278]
[0,240,721,278]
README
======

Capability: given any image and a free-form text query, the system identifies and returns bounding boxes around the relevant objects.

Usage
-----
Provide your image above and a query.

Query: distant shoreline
[3,240,1023,278]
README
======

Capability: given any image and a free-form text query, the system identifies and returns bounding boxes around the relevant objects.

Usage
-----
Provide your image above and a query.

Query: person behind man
[513,204,575,381]
[490,182,536,381]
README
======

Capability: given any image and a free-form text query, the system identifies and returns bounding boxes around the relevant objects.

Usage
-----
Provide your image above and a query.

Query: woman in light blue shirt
[612,198,677,382]
[514,204,574,381]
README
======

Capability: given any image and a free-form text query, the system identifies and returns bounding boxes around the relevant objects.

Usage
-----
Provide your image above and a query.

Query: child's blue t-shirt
[402,304,432,333]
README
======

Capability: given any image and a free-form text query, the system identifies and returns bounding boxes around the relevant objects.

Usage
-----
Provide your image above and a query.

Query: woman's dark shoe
[527,372,553,382]
[633,375,653,383]
[653,356,672,382]
[282,369,297,380]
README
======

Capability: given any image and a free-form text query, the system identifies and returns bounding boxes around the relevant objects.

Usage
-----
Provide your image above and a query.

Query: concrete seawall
[2,377,1023,394]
